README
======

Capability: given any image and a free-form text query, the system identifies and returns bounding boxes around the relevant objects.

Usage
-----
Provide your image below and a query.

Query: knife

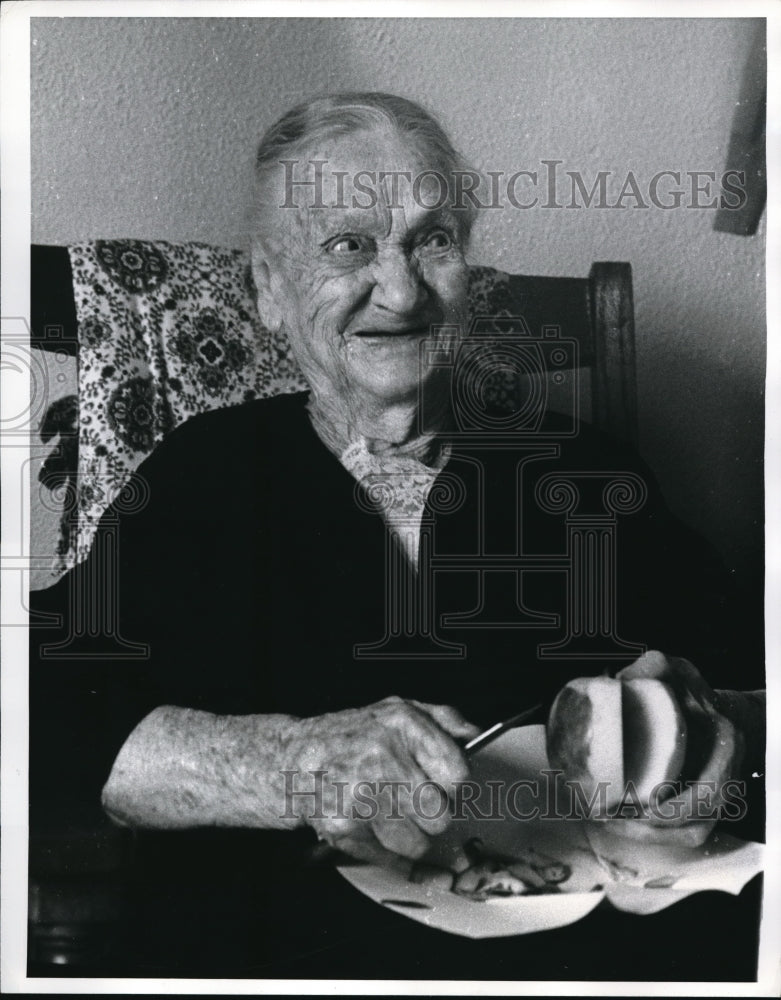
[463,703,544,756]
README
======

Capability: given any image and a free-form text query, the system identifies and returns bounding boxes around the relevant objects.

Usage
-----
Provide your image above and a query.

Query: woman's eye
[324,235,368,254]
[420,229,453,251]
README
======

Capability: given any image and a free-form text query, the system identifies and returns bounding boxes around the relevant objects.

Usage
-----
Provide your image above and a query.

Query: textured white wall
[31,16,765,585]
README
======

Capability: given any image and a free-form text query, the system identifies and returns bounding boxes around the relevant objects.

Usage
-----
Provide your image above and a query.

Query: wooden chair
[514,263,635,444]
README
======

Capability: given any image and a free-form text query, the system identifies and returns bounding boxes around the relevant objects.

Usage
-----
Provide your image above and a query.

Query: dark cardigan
[28,391,764,979]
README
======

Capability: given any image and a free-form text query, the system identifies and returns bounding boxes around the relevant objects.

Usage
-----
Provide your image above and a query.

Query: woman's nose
[371,252,428,316]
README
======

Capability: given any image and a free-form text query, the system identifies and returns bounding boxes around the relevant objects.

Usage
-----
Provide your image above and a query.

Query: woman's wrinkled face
[253,128,470,416]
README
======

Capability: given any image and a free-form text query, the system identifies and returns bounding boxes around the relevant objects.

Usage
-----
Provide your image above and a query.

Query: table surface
[28,821,765,983]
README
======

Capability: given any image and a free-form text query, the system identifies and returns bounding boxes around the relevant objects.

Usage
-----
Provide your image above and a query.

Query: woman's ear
[251,248,283,334]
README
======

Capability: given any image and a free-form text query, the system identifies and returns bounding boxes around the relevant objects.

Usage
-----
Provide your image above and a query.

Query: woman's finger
[392,770,452,838]
[618,652,716,711]
[366,749,453,838]
[394,704,472,788]
[604,816,716,847]
[617,649,671,682]
[372,812,431,860]
[410,700,481,740]
[647,711,743,828]
[329,829,405,868]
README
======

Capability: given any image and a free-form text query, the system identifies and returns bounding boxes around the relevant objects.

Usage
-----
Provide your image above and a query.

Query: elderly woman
[31,93,764,977]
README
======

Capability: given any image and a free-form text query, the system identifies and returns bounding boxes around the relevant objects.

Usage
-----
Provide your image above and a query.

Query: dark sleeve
[29,409,250,816]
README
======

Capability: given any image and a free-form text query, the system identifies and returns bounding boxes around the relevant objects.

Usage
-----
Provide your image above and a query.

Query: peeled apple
[621,677,687,803]
[546,675,687,809]
[545,676,625,809]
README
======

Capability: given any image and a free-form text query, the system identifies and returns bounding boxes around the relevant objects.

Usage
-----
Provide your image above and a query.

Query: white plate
[337,725,764,938]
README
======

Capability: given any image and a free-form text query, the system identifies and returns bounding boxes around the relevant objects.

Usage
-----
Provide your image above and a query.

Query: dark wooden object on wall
[714,21,766,236]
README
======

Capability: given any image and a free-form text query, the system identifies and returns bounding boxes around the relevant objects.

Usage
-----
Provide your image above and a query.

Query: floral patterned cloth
[59,239,517,573]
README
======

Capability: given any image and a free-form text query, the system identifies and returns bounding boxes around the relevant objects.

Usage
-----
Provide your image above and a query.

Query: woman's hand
[102,697,477,857]
[609,651,751,846]
[288,696,479,865]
